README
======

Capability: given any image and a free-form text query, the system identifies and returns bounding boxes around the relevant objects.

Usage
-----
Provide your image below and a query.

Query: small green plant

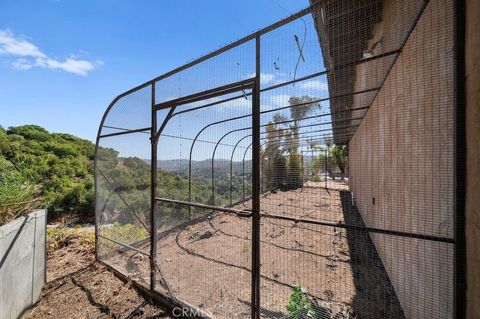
[286,285,317,319]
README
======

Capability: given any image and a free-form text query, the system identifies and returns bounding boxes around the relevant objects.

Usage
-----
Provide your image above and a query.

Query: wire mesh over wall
[95,0,459,318]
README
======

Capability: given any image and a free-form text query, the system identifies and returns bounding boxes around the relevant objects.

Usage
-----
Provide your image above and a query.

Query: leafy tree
[285,96,321,152]
[311,153,325,182]
[273,153,288,190]
[287,151,303,189]
[269,96,320,189]
[263,122,282,190]
[306,138,319,180]
[330,144,348,179]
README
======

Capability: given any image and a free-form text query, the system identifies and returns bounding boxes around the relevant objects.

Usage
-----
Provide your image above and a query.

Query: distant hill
[145,158,252,179]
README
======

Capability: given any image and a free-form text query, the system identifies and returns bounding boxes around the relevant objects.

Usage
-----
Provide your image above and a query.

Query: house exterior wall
[465,0,480,317]
[348,0,454,318]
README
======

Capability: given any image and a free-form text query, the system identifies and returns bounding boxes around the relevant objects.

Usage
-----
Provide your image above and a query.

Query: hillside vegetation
[0,125,250,226]
[0,125,95,224]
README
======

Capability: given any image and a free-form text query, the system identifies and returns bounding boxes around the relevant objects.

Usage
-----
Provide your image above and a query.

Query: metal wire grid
[94,0,459,318]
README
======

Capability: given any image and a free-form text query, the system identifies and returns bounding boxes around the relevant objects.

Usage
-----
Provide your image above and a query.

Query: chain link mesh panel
[95,0,458,318]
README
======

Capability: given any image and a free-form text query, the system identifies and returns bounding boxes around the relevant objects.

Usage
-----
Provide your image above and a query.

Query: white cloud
[0,30,45,58]
[299,79,329,91]
[35,57,96,76]
[246,72,276,84]
[0,29,101,76]
[11,58,32,70]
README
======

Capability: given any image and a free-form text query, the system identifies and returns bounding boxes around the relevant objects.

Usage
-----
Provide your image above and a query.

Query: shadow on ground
[339,190,405,319]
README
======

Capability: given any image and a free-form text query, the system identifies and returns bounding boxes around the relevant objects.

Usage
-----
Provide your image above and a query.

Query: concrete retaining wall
[0,210,46,319]
[349,0,454,318]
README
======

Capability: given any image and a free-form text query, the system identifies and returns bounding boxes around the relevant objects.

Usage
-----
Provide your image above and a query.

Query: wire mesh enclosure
[95,0,463,318]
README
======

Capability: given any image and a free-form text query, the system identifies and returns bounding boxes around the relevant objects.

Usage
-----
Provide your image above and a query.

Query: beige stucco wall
[466,0,480,317]
[349,0,454,318]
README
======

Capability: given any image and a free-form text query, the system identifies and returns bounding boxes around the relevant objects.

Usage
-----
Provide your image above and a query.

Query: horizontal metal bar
[103,125,150,133]
[104,6,394,123]
[99,127,152,138]
[261,128,358,147]
[167,48,397,118]
[172,91,253,117]
[260,213,455,244]
[171,83,376,120]
[143,39,395,117]
[261,49,399,94]
[160,133,247,149]
[155,79,254,110]
[97,234,150,256]
[155,197,252,217]
[237,125,360,153]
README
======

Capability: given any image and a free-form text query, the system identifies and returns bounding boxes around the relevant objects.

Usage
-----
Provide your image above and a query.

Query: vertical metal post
[326,145,329,189]
[311,147,314,181]
[301,151,305,187]
[94,166,99,261]
[243,145,250,200]
[324,147,327,189]
[211,155,215,206]
[150,83,158,291]
[454,0,466,317]
[251,35,261,319]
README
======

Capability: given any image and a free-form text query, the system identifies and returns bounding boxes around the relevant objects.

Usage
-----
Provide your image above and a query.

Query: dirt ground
[103,183,405,319]
[26,228,172,319]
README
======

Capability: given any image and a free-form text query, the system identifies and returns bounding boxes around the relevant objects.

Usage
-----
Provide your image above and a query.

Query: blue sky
[0,0,312,143]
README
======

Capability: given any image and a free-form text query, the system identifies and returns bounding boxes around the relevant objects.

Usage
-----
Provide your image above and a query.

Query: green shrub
[7,125,50,141]
[0,155,39,225]
[0,125,96,220]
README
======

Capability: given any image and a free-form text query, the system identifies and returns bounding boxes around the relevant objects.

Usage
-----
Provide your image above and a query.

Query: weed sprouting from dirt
[285,285,344,319]
[286,285,317,319]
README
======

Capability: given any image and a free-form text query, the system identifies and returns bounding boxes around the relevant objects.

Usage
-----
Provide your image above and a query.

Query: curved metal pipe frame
[232,125,358,200]
[209,115,363,205]
[237,130,354,201]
